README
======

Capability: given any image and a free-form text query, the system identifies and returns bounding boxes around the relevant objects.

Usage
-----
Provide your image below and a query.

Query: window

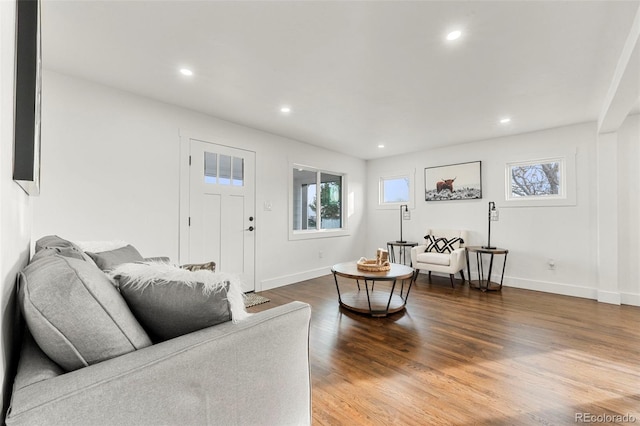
[378,171,415,208]
[506,158,564,200]
[291,165,347,239]
[204,151,244,186]
[504,155,576,207]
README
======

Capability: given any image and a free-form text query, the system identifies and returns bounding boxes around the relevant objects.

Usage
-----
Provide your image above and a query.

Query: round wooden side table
[465,246,509,291]
[386,241,418,266]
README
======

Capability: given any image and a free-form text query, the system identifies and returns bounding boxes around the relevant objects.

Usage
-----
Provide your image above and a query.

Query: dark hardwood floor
[247,274,640,425]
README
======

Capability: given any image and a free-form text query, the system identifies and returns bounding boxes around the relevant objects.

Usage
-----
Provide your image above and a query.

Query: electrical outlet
[548,259,556,270]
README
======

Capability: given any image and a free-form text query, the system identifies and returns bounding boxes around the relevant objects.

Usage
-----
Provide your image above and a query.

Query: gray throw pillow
[18,255,152,371]
[111,262,249,342]
[87,244,144,271]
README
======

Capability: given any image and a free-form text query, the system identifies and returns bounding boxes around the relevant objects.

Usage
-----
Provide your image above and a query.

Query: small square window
[378,172,414,208]
[382,177,410,203]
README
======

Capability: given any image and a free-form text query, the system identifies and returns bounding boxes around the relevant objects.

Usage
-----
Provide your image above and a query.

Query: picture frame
[13,0,42,196]
[424,161,482,201]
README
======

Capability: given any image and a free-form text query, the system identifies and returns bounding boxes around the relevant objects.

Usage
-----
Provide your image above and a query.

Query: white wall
[366,122,599,299]
[0,0,32,414]
[618,113,640,305]
[35,70,367,290]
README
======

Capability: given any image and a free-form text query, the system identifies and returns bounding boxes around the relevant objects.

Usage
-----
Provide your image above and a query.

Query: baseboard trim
[596,290,621,305]
[620,292,640,307]
[504,276,598,300]
[261,266,330,291]
[420,270,599,300]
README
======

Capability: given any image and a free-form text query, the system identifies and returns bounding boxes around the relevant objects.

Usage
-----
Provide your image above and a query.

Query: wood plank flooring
[247,274,640,425]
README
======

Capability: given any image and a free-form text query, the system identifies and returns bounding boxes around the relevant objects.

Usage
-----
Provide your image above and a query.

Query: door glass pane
[204,152,217,184]
[219,155,231,185]
[292,168,317,230]
[320,173,342,229]
[232,157,244,186]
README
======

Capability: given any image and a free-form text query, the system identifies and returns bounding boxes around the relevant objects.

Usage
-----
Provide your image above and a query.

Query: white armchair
[410,229,468,287]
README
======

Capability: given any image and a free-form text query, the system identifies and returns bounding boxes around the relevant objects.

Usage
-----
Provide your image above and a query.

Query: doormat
[244,293,270,308]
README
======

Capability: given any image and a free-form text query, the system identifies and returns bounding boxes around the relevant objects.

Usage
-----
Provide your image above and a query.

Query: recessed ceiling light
[446,30,462,41]
[280,106,291,113]
[500,117,511,124]
[378,144,385,148]
[180,68,193,76]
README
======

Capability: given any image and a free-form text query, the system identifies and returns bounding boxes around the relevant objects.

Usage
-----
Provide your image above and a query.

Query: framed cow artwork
[424,161,482,201]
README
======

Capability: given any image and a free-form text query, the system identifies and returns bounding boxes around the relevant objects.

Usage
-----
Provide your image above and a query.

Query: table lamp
[397,204,408,243]
[482,201,499,249]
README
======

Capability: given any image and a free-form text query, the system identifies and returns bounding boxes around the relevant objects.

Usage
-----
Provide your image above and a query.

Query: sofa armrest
[6,302,311,426]
[410,245,427,266]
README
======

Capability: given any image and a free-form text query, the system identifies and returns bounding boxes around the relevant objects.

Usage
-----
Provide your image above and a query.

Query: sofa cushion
[18,255,152,371]
[416,252,451,266]
[424,235,464,253]
[34,235,92,262]
[86,244,144,271]
[111,262,249,342]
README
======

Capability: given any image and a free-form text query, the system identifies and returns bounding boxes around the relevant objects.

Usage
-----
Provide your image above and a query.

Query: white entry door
[188,139,255,292]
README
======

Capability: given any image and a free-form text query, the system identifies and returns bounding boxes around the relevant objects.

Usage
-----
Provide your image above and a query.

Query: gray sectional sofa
[5,236,312,426]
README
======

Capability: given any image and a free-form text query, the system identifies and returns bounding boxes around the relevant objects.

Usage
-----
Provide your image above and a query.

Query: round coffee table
[331,261,416,317]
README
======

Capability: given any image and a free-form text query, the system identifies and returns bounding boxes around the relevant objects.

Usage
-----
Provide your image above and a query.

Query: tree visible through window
[507,159,563,199]
[309,174,342,229]
[292,167,344,232]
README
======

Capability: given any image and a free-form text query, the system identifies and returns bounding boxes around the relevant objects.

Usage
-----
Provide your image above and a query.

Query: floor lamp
[396,204,408,243]
[482,201,499,249]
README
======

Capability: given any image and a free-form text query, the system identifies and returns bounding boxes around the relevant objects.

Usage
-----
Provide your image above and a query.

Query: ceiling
[41,1,640,160]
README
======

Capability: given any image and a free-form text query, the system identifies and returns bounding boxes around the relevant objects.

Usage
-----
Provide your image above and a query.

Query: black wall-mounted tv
[13,0,41,195]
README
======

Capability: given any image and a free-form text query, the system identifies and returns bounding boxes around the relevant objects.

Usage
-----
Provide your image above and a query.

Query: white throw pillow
[74,240,129,253]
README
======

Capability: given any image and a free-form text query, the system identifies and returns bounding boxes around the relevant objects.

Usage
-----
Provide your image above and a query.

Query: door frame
[178,129,257,289]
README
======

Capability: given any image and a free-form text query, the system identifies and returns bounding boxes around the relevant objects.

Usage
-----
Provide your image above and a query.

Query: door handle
[247,226,254,232]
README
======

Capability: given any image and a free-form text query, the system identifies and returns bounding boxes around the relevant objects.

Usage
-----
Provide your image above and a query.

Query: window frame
[377,170,415,209]
[504,154,576,207]
[289,163,349,240]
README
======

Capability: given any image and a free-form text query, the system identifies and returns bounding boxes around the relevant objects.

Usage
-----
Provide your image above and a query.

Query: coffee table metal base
[331,262,416,317]
[339,287,408,317]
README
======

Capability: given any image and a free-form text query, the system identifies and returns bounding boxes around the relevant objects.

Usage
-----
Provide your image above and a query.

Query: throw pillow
[34,235,92,262]
[31,246,86,262]
[18,255,152,372]
[181,261,216,272]
[110,262,249,342]
[424,235,464,253]
[86,244,145,271]
[74,240,129,253]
